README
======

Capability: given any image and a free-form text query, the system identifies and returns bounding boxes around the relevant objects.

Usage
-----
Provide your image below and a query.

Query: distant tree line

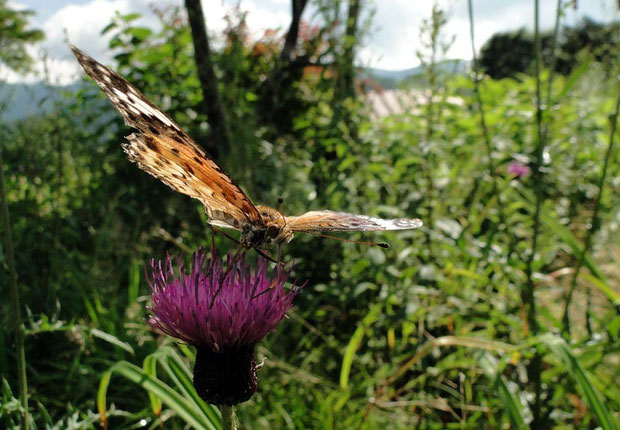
[479,18,619,79]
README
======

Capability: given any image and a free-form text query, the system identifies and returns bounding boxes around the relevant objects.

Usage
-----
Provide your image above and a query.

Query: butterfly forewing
[286,210,423,232]
[71,45,260,227]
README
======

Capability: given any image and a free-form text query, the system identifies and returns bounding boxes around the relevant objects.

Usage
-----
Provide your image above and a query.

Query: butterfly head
[241,205,293,248]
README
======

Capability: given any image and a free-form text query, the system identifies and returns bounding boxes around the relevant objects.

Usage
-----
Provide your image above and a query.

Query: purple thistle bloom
[507,161,531,178]
[147,248,301,405]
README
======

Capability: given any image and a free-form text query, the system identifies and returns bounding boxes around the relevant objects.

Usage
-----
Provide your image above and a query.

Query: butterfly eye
[265,226,279,239]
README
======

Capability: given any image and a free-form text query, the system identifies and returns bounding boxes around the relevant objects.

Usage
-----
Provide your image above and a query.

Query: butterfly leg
[210,225,241,246]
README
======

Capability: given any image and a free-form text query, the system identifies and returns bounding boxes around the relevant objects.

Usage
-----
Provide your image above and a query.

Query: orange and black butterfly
[71,46,422,249]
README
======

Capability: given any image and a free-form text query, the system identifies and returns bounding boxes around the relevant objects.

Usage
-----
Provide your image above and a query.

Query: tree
[337,0,361,100]
[479,20,620,80]
[555,18,620,75]
[0,0,44,73]
[184,0,231,157]
[258,0,309,127]
[479,29,535,79]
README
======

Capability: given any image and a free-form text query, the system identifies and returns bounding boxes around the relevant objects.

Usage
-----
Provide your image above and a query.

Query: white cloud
[28,0,292,84]
[360,0,619,70]
[3,0,618,83]
[2,0,157,84]
[7,1,28,11]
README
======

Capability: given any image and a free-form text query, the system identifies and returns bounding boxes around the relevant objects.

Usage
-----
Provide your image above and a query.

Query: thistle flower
[507,160,531,178]
[147,248,301,405]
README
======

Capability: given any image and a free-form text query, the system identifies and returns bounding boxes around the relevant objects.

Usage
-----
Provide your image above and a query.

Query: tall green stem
[466,0,506,253]
[467,0,496,182]
[0,145,29,428]
[562,87,620,335]
[221,405,237,430]
[524,0,544,426]
[544,0,563,112]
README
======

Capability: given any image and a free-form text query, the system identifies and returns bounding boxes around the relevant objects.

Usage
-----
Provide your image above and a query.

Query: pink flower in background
[507,161,530,178]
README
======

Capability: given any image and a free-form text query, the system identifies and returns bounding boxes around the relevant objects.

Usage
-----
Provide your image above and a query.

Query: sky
[2,0,618,85]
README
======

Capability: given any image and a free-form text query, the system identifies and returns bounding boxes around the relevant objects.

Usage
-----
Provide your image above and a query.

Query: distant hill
[0,82,79,121]
[362,60,469,89]
[1,60,470,121]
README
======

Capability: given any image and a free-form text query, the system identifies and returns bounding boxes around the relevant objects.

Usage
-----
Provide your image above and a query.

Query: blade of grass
[552,58,592,105]
[363,335,517,422]
[340,302,382,389]
[0,144,29,429]
[143,355,162,418]
[97,370,112,430]
[562,87,620,335]
[110,360,217,429]
[539,334,618,430]
[581,273,620,304]
[128,260,140,305]
[154,347,221,427]
[91,328,135,355]
[507,186,610,287]
[478,352,529,430]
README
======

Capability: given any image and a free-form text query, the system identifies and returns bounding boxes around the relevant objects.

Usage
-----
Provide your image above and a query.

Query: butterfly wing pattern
[286,211,423,233]
[71,45,260,231]
[72,45,422,247]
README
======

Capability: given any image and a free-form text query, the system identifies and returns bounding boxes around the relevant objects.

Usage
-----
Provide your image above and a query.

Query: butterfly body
[239,205,293,248]
[71,45,422,250]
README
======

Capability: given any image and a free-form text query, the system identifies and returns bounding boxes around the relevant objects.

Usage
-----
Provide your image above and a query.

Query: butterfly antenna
[277,197,287,228]
[303,231,390,248]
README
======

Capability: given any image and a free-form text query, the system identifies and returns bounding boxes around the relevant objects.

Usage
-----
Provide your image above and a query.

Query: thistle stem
[221,405,237,430]
[0,145,29,428]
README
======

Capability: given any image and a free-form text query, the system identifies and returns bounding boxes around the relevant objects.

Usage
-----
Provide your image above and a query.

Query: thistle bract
[147,248,300,405]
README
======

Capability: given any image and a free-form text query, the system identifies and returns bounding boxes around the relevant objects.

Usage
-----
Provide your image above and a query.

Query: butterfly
[71,45,422,249]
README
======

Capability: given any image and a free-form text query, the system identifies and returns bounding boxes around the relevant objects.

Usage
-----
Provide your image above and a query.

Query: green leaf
[128,27,152,43]
[100,22,117,35]
[120,12,141,22]
[539,334,618,430]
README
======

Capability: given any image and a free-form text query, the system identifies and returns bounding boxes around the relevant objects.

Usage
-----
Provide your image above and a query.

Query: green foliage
[0,0,44,72]
[1,3,619,430]
[479,19,620,79]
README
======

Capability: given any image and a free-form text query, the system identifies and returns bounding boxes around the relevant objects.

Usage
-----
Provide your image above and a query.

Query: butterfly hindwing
[286,210,423,232]
[71,45,260,227]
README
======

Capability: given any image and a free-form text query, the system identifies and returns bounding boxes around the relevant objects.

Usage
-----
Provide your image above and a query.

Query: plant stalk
[467,0,496,183]
[562,87,620,335]
[221,405,237,430]
[0,145,29,428]
[466,0,507,254]
[524,0,544,426]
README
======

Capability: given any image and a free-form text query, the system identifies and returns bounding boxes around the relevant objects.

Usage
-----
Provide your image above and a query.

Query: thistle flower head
[507,160,531,178]
[147,248,301,405]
